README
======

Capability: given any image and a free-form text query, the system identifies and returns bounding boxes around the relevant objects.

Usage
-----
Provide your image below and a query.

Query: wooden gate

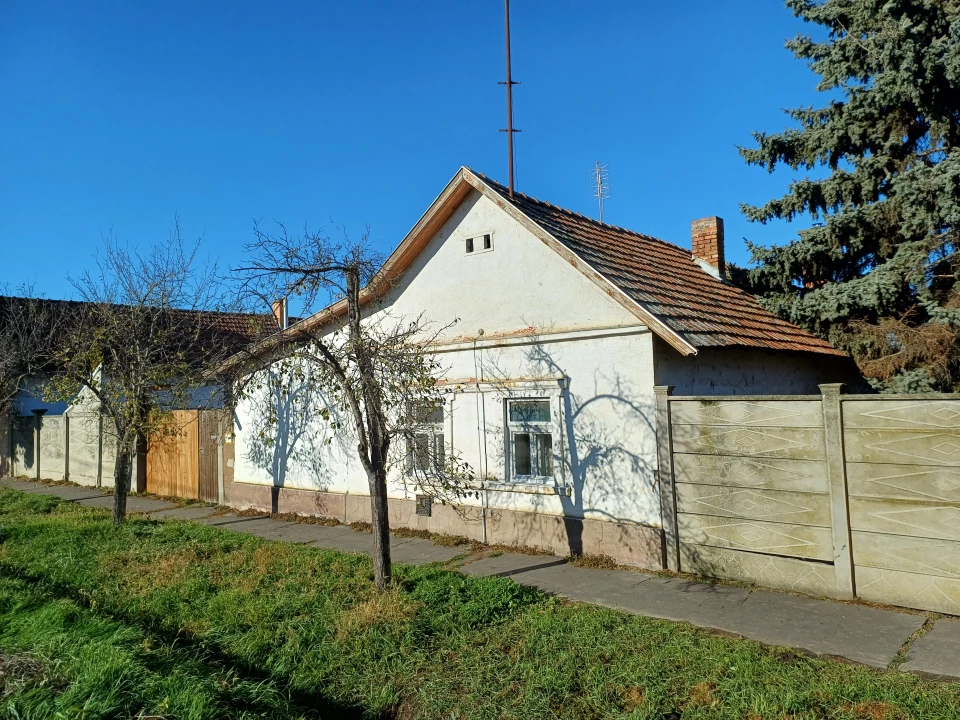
[146,409,222,501]
[198,411,219,503]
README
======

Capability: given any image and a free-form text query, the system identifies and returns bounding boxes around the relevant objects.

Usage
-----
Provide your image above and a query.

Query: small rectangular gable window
[464,232,493,255]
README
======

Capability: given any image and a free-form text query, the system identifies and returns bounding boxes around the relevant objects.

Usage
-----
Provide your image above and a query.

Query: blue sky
[1,1,824,300]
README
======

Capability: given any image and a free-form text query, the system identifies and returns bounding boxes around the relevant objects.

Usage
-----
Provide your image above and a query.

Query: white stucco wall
[233,328,660,526]
[232,190,663,527]
[379,190,639,339]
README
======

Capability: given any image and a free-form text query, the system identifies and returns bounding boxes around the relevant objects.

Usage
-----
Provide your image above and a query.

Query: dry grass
[686,681,717,709]
[566,553,620,570]
[102,548,198,594]
[0,652,53,698]
[349,521,373,533]
[234,507,342,526]
[335,589,421,640]
[847,700,910,720]
[620,686,646,713]
[391,527,471,547]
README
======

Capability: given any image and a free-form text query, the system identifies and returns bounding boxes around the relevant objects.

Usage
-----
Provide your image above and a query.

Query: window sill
[481,481,571,497]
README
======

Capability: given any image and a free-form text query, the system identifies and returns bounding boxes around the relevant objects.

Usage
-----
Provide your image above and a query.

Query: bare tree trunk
[346,268,393,591]
[113,444,131,526]
[368,465,392,590]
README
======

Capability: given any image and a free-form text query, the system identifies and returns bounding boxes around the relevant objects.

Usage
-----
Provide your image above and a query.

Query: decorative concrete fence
[656,385,960,615]
[0,412,118,488]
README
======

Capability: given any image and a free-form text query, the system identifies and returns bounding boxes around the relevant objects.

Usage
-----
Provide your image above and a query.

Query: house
[0,296,265,493]
[224,166,857,566]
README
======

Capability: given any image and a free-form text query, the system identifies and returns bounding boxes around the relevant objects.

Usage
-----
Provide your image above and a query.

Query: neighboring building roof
[0,296,267,361]
[471,172,843,356]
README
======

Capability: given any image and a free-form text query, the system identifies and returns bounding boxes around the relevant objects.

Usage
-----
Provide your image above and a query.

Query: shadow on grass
[2,566,377,720]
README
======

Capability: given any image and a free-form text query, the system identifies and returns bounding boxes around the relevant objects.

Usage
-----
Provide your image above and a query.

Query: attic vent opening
[464,232,494,255]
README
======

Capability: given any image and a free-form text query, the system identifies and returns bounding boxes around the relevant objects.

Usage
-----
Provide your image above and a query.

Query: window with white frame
[407,404,445,475]
[507,398,554,480]
[464,232,493,255]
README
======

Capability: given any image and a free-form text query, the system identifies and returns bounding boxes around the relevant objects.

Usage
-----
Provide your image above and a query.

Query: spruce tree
[739,0,960,392]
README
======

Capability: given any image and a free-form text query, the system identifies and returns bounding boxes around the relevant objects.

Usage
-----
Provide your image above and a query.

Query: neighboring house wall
[653,337,861,395]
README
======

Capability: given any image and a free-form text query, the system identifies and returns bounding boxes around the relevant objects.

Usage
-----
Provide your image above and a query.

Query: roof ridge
[467,168,691,255]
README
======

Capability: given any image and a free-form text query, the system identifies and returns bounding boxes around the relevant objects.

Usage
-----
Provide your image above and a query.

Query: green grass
[0,489,958,719]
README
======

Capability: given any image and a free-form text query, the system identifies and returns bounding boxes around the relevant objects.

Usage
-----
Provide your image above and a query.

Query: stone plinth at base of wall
[225,480,663,570]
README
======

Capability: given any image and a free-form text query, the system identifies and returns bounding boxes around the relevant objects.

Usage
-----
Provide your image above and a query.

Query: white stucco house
[224,167,856,566]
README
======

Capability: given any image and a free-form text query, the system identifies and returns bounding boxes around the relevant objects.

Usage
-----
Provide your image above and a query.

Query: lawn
[0,488,957,720]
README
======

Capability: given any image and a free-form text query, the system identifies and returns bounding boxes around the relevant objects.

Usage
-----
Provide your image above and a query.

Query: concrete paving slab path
[728,590,924,668]
[215,517,295,539]
[77,495,177,513]
[390,538,467,564]
[463,553,925,669]
[1,476,950,676]
[148,506,218,521]
[902,619,960,680]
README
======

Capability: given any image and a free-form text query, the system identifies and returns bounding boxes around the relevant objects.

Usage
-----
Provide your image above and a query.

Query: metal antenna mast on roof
[500,0,520,198]
[592,161,610,223]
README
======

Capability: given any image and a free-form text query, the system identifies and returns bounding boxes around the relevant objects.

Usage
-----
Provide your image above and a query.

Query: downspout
[472,337,488,545]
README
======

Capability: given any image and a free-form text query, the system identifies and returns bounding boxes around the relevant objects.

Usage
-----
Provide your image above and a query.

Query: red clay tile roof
[474,173,844,357]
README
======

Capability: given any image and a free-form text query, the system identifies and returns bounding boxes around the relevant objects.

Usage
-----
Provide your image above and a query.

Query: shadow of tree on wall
[11,415,35,476]
[241,364,340,514]
[473,337,662,561]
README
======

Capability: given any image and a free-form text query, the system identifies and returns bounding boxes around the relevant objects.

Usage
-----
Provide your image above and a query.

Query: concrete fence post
[64,414,70,482]
[820,383,856,599]
[654,385,680,572]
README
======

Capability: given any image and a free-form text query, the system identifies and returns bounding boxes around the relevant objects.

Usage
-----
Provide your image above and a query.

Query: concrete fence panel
[68,413,102,486]
[842,396,960,614]
[658,387,960,614]
[658,391,843,598]
[37,416,66,481]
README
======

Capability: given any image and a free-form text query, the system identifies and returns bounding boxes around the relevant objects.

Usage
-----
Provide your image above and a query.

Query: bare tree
[0,291,65,419]
[44,224,247,524]
[235,222,474,591]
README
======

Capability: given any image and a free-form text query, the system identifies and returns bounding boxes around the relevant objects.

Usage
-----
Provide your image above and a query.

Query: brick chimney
[691,216,725,278]
[272,298,288,330]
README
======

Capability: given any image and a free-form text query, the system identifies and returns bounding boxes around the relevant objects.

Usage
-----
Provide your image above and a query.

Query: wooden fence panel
[146,410,199,499]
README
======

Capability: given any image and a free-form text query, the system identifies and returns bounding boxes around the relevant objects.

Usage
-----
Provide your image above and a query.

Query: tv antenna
[499,0,521,197]
[592,161,610,223]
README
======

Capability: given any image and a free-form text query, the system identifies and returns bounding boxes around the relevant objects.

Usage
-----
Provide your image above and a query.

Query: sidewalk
[3,477,958,681]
